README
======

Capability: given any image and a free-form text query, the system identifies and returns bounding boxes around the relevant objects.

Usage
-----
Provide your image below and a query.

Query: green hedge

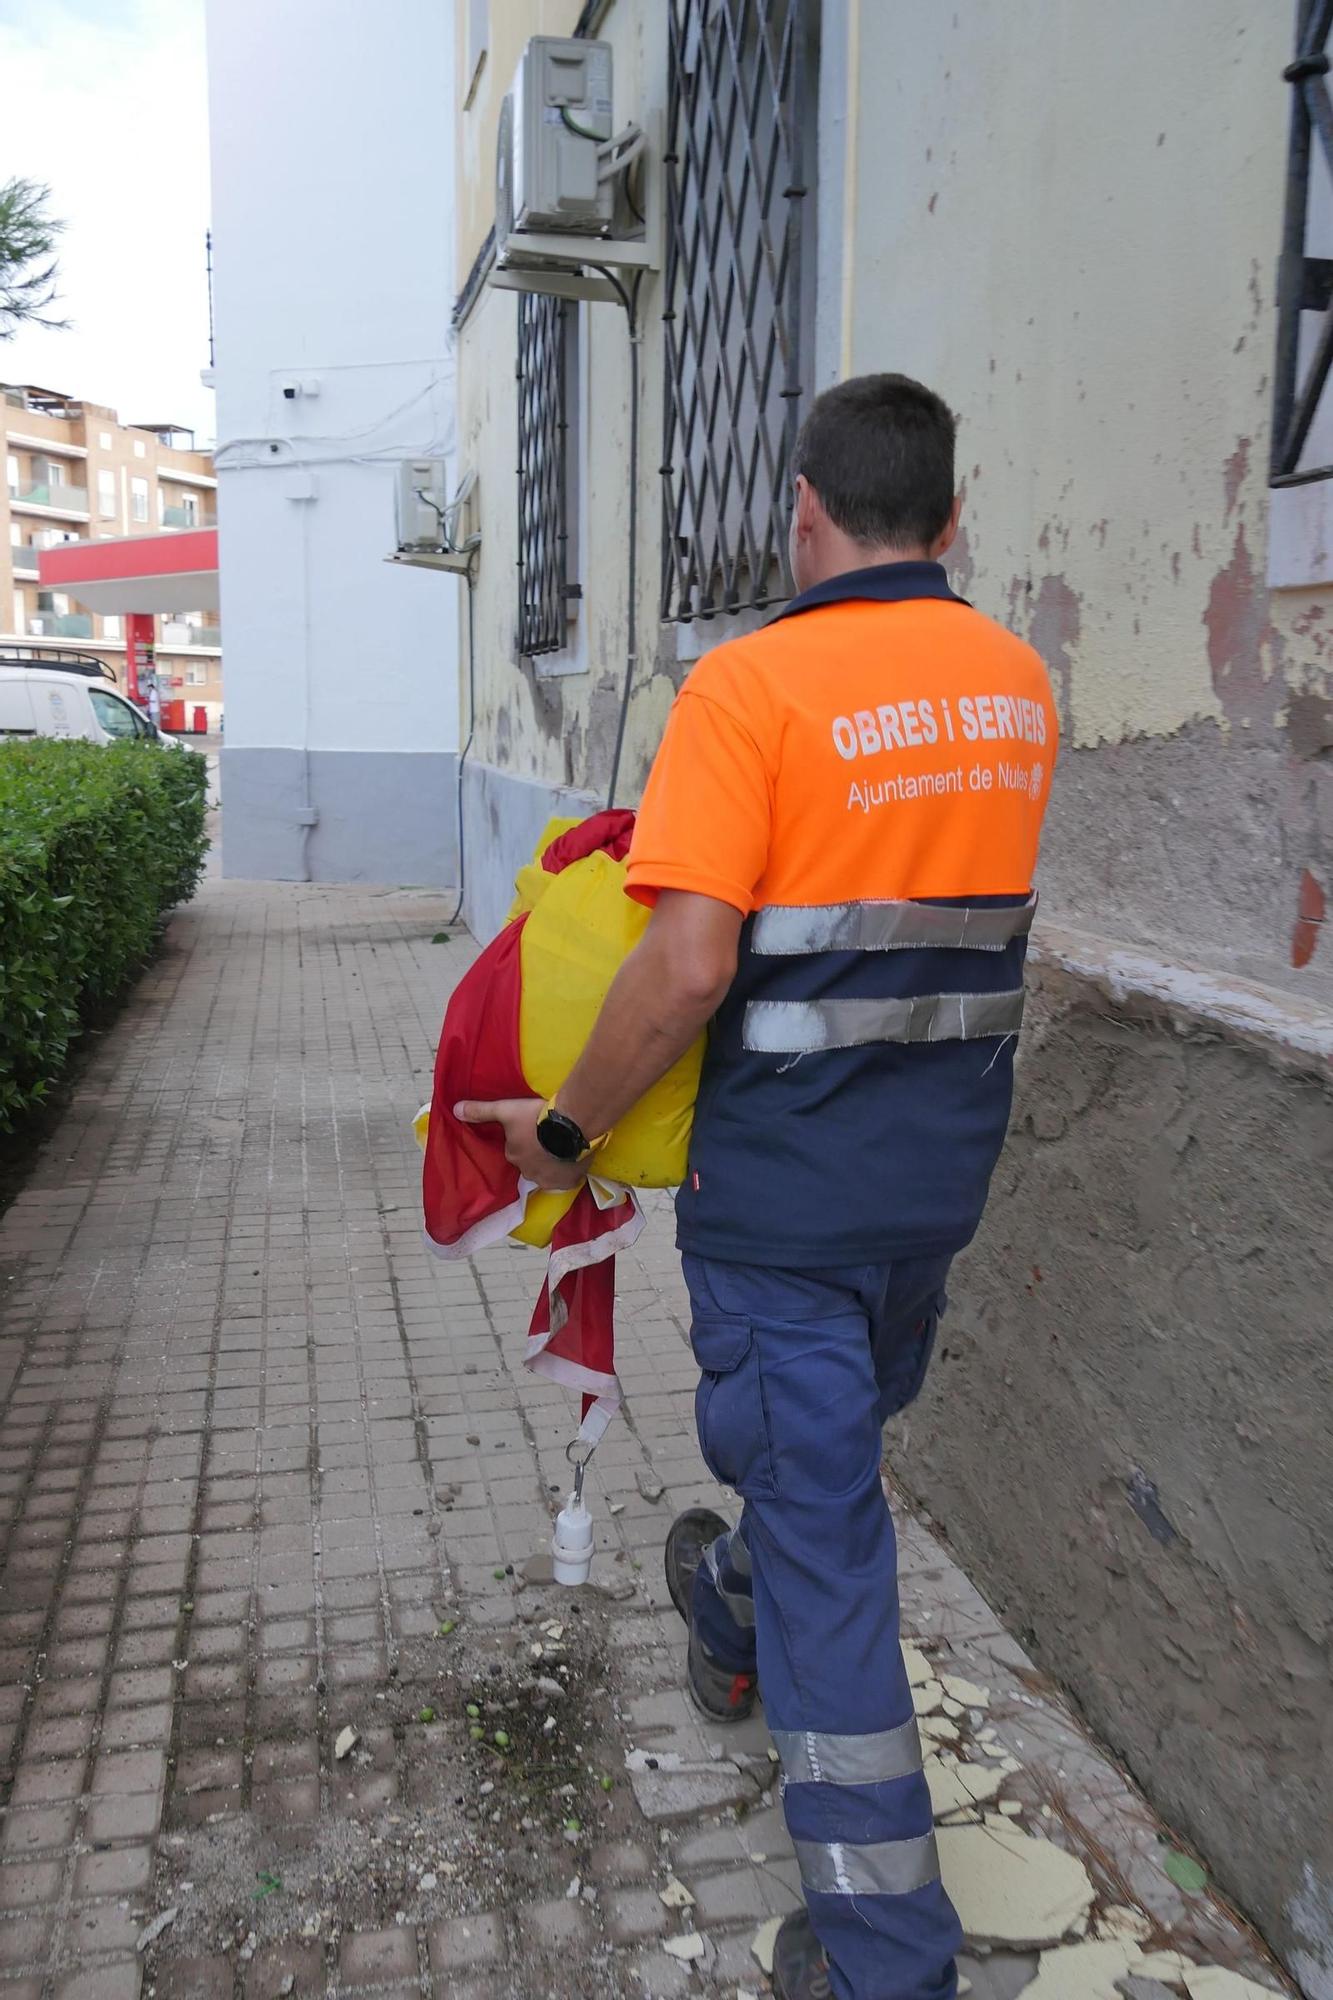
[0,738,209,1130]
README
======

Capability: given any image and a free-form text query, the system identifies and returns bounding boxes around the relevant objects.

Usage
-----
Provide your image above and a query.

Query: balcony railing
[161,505,197,529]
[161,621,222,650]
[11,548,39,578]
[10,482,89,515]
[30,613,93,639]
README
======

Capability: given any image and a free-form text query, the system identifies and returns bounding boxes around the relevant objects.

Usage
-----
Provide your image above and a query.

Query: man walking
[459,374,1057,1998]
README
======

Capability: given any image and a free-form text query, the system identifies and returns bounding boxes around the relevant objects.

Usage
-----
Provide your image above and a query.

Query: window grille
[661,0,815,621]
[516,292,571,656]
[1273,0,1333,483]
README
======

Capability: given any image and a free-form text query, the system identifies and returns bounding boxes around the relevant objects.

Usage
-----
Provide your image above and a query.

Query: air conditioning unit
[386,467,480,577]
[496,37,615,246]
[489,40,657,304]
[395,458,449,554]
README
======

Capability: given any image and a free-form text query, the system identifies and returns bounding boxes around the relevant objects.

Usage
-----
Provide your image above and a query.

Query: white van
[0,652,195,752]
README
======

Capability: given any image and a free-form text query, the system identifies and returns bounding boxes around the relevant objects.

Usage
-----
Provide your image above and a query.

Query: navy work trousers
[683,1253,963,2000]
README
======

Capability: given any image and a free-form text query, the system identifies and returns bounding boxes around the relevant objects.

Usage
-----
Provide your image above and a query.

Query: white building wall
[206,0,461,884]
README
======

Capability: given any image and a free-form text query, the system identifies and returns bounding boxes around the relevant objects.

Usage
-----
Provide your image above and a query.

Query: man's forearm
[554,934,724,1141]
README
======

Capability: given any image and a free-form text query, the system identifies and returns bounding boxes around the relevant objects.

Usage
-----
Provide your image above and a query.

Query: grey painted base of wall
[1041,719,1333,1004]
[459,758,598,943]
[221,747,458,886]
[889,946,1333,1994]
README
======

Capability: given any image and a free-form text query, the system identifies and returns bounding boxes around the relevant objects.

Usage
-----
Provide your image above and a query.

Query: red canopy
[38,528,219,614]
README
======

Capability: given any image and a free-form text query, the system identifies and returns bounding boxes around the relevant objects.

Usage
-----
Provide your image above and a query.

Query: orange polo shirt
[627,581,1056,916]
[621,561,1058,1267]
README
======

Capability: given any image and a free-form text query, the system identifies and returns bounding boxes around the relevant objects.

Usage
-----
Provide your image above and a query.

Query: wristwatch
[535,1102,607,1164]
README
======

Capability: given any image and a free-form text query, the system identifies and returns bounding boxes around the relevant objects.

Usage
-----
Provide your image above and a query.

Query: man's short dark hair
[791,373,956,549]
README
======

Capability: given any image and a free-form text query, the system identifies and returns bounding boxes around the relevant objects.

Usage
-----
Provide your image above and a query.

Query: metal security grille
[1274,0,1333,483]
[661,0,814,621]
[516,292,570,655]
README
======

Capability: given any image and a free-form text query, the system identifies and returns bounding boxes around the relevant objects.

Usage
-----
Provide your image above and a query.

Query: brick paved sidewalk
[0,882,1289,2000]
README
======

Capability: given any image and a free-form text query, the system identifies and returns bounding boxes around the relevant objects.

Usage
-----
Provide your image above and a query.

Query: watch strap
[538,1101,609,1163]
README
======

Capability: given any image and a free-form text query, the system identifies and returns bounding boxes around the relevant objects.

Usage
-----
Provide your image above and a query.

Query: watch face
[537,1112,583,1162]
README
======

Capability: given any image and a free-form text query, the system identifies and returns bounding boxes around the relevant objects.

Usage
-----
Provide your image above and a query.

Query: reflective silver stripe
[794,1831,941,1898]
[744,987,1026,1054]
[703,1539,755,1628]
[772,1719,923,1787]
[726,1526,751,1579]
[752,895,1036,957]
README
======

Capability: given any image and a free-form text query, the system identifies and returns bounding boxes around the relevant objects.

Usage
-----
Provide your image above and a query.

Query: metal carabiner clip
[565,1436,595,1506]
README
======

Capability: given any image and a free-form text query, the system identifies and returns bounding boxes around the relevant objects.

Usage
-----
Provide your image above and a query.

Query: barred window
[1273,0,1333,484]
[661,0,818,622]
[516,292,577,657]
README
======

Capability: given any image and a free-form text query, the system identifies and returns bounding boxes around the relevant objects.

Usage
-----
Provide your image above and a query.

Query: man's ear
[930,493,963,560]
[792,472,818,547]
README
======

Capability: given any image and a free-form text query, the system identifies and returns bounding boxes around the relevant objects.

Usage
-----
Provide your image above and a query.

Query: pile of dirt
[144,1592,645,1994]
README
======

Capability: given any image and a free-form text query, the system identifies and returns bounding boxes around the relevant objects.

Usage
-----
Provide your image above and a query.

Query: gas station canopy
[38,528,219,614]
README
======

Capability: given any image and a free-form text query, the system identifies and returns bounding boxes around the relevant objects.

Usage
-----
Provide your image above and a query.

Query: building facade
[452,3,1333,1989]
[1,383,222,724]
[204,0,461,887]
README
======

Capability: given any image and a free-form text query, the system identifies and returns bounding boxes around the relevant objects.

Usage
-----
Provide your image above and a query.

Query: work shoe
[664,1508,757,1724]
[771,1908,832,2000]
[685,1617,757,1723]
[664,1506,730,1621]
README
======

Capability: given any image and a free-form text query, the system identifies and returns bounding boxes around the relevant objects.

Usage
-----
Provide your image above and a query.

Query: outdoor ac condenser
[395,459,449,554]
[496,37,614,243]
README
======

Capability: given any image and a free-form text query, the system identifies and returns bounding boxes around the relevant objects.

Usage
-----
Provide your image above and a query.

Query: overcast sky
[0,0,214,442]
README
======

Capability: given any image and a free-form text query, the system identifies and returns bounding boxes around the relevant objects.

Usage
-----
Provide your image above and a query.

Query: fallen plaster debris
[920,1714,958,1746]
[659,1877,696,1910]
[913,1676,947,1718]
[1097,1906,1153,1944]
[636,1469,666,1503]
[334,1726,359,1761]
[1022,1941,1191,1998]
[752,1915,782,1974]
[940,1672,991,1710]
[938,1822,1095,1946]
[662,1932,706,1962]
[1135,1955,1194,1984]
[903,1641,934,1685]
[136,1907,178,1953]
[926,1753,1012,1817]
[1182,1972,1284,1999]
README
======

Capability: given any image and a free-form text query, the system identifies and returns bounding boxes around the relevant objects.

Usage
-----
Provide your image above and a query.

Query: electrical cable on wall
[598,266,644,811]
[445,561,478,930]
[295,492,316,885]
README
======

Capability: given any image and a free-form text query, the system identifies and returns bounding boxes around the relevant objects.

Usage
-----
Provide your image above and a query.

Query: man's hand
[453,894,741,1200]
[453,1097,584,1191]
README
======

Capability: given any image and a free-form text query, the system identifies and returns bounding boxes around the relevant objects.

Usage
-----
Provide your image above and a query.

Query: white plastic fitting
[551,1490,594,1586]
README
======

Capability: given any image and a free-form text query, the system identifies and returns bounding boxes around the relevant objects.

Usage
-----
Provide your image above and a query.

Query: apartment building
[1,383,223,725]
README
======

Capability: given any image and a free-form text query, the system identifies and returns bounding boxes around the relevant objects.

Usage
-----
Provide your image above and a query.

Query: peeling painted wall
[847,1,1333,996]
[454,0,691,904]
[451,8,1333,1981]
[890,972,1333,1994]
[458,0,1333,986]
